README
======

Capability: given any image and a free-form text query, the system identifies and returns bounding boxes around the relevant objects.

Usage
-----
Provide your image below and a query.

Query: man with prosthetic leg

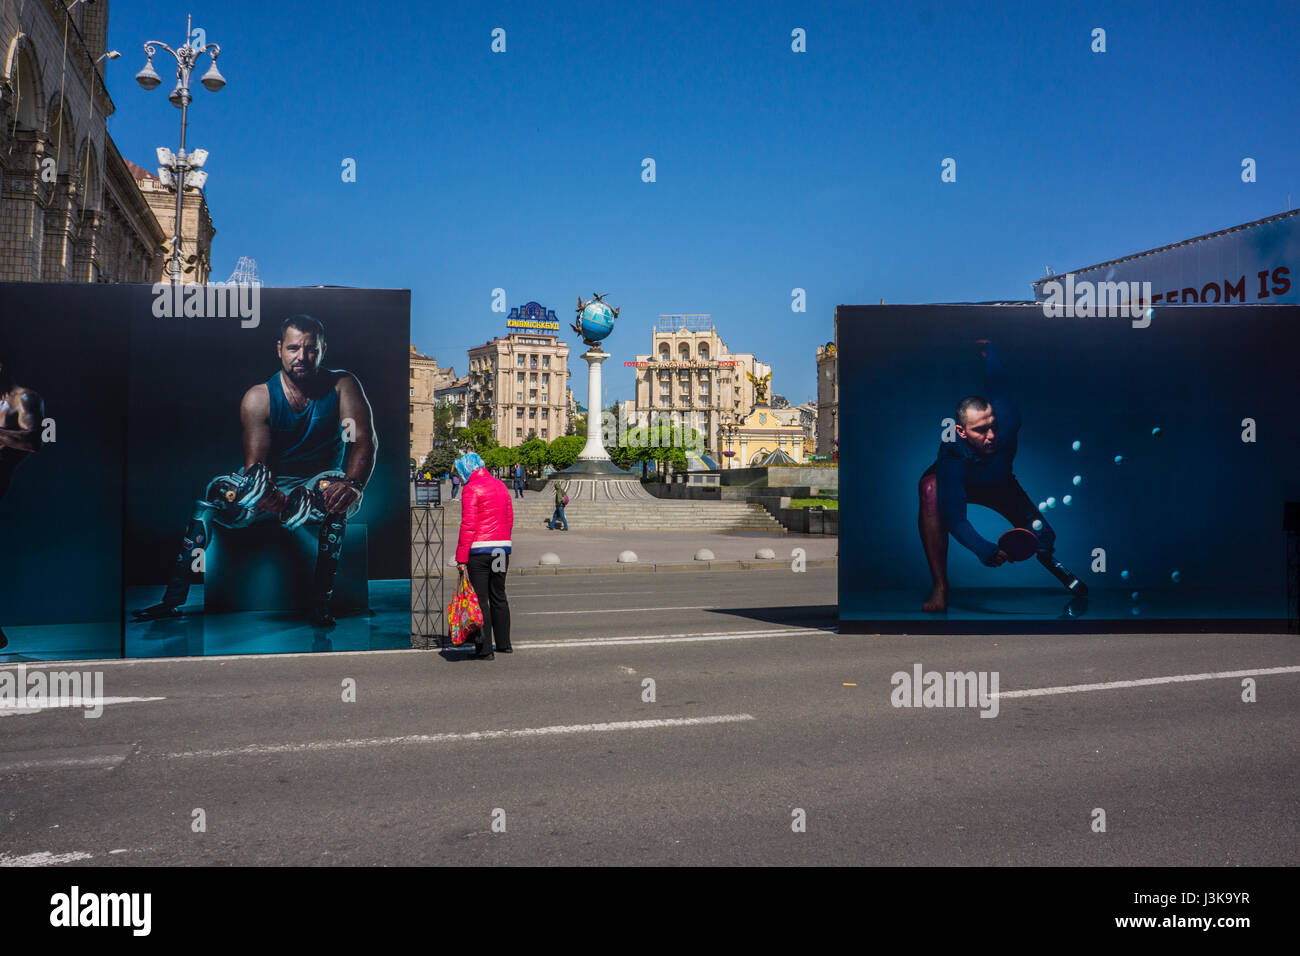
[917,339,1087,613]
[133,315,377,628]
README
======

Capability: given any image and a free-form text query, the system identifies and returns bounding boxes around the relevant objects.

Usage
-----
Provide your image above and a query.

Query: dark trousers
[548,505,567,530]
[467,552,511,652]
[514,481,524,498]
[921,465,1056,554]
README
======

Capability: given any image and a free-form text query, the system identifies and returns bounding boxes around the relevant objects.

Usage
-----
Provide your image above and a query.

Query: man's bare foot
[922,588,948,612]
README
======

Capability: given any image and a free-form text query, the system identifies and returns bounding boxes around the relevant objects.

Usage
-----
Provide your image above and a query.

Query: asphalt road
[1,567,1296,866]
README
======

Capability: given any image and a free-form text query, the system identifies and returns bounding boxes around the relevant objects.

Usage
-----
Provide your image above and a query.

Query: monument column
[577,346,611,461]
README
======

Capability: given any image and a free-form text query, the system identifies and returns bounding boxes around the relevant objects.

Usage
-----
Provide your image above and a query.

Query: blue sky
[104,0,1300,406]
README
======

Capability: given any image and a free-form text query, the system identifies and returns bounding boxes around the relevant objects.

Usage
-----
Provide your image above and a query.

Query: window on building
[517,372,524,383]
[517,355,525,367]
[659,343,670,361]
[679,343,690,360]
[541,408,548,419]
[541,428,548,438]
[516,427,523,437]
[542,356,550,368]
[542,373,549,385]
[541,393,548,403]
[517,391,523,402]
[409,388,414,397]
[699,343,710,360]
[528,408,536,419]
[660,397,669,407]
[516,408,524,418]
[530,372,538,384]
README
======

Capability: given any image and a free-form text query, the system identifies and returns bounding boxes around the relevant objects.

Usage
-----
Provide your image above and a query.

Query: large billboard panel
[839,303,1299,632]
[0,283,411,661]
[1032,211,1299,306]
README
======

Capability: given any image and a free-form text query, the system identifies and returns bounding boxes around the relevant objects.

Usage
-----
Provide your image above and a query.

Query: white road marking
[0,696,165,717]
[163,714,756,760]
[995,665,1300,699]
[0,850,94,867]
[520,605,718,616]
[525,628,826,648]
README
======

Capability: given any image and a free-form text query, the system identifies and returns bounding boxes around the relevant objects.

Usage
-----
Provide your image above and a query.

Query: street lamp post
[135,13,225,284]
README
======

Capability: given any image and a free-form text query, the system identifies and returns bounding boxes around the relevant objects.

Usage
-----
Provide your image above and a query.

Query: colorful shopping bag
[447,577,484,645]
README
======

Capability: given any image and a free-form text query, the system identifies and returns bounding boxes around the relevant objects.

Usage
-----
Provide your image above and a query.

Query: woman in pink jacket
[453,451,514,659]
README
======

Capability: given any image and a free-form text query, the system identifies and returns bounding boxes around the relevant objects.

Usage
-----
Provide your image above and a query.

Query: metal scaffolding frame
[410,504,446,648]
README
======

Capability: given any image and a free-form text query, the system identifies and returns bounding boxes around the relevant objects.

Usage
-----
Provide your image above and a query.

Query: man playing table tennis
[918,339,1087,612]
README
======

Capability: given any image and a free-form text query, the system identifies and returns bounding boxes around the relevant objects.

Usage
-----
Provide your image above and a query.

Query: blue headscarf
[453,451,485,483]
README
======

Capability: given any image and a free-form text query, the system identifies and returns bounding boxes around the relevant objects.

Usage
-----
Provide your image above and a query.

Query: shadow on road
[705,604,838,629]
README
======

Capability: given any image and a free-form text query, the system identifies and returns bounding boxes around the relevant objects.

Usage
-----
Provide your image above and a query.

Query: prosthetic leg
[1040,552,1089,597]
[132,464,273,620]
[285,473,363,628]
[980,476,1089,598]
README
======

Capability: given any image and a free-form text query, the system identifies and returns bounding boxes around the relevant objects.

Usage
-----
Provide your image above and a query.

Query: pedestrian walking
[450,469,461,499]
[513,461,525,499]
[548,480,569,531]
[453,451,514,659]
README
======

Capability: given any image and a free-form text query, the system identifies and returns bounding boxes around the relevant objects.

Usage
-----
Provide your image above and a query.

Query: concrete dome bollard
[539,552,561,566]
[694,549,715,561]
[754,548,776,560]
[617,550,638,563]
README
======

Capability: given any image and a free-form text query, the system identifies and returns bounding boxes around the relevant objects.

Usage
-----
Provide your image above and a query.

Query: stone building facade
[816,320,838,457]
[408,344,457,465]
[128,158,214,283]
[630,315,770,458]
[466,331,571,446]
[1,0,168,282]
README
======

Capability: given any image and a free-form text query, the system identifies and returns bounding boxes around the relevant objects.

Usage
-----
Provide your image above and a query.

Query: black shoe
[131,603,183,621]
[470,650,495,660]
[495,646,513,654]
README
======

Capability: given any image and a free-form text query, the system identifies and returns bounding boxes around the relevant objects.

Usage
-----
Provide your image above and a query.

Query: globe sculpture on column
[556,293,644,492]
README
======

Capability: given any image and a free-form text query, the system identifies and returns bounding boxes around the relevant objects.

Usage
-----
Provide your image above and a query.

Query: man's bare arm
[338,373,377,487]
[240,384,272,470]
[0,390,44,453]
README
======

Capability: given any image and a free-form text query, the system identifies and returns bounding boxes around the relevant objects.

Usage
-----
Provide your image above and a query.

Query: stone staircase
[438,487,786,532]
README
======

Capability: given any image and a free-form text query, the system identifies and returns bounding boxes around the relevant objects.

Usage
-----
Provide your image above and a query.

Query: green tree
[456,418,498,454]
[517,437,549,476]
[433,402,456,447]
[546,435,584,472]
[420,446,457,477]
[482,445,517,472]
[567,413,587,439]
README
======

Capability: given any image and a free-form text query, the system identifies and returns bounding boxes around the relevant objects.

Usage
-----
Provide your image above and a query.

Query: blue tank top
[265,370,345,476]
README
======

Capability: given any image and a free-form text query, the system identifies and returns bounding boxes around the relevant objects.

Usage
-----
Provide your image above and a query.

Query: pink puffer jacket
[455,467,514,563]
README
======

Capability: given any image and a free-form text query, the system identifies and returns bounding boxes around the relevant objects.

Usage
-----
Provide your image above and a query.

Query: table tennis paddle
[998,527,1038,562]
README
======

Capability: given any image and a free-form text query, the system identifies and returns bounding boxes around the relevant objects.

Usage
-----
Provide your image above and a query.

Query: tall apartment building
[466,331,571,446]
[630,315,770,457]
[435,374,469,431]
[408,345,457,465]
